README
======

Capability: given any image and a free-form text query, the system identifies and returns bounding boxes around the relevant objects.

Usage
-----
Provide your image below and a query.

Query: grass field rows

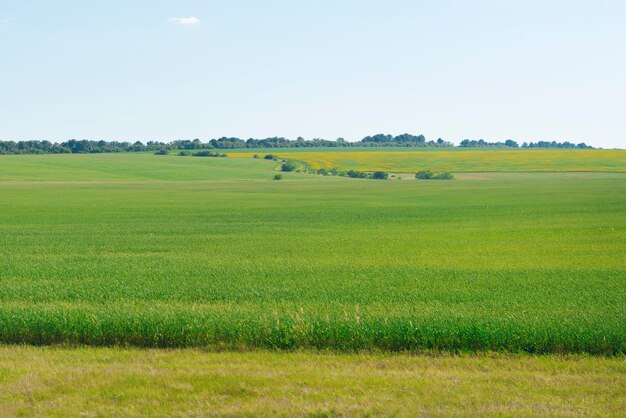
[0,153,624,353]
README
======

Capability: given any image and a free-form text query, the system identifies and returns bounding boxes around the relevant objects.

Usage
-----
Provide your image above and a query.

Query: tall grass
[0,302,623,353]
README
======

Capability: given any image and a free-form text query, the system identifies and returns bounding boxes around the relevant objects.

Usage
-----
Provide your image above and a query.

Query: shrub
[314,167,348,177]
[281,161,299,172]
[253,154,259,159]
[347,170,367,179]
[371,171,389,180]
[329,168,345,176]
[264,154,275,160]
[416,171,454,180]
[192,151,227,157]
[273,174,283,180]
[193,151,213,157]
[178,151,192,156]
[154,149,169,155]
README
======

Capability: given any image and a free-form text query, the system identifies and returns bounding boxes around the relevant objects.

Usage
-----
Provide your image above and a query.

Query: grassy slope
[1,346,624,417]
[227,148,626,172]
[0,154,624,352]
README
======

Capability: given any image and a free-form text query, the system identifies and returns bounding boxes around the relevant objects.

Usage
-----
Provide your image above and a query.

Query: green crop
[0,154,624,353]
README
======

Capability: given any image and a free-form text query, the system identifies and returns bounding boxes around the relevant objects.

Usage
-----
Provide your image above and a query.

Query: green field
[0,153,625,353]
[2,347,624,417]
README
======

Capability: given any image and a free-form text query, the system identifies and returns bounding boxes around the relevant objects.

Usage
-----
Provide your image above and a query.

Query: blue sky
[1,0,624,148]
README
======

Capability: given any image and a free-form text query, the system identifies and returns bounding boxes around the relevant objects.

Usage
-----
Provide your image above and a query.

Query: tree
[347,170,367,178]
[371,171,389,180]
[0,135,596,155]
[416,171,454,180]
[434,172,454,180]
[416,171,434,179]
[281,161,298,172]
[192,151,226,157]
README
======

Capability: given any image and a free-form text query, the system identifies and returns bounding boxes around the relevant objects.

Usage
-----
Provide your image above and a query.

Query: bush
[314,167,348,177]
[347,170,367,179]
[371,171,389,180]
[154,149,169,155]
[178,151,192,156]
[264,154,275,160]
[329,168,345,176]
[315,167,385,180]
[416,171,454,180]
[273,174,283,180]
[281,161,299,172]
[253,154,259,159]
[192,151,227,157]
[193,151,213,157]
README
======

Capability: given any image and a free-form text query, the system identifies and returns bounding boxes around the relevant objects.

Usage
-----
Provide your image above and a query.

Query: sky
[1,0,625,148]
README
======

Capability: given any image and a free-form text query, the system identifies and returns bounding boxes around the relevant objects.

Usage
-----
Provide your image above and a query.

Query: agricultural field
[1,151,625,415]
[0,153,624,354]
[227,148,626,173]
[4,1,625,414]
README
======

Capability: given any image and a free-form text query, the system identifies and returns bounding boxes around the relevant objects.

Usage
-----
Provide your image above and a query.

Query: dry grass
[1,346,624,417]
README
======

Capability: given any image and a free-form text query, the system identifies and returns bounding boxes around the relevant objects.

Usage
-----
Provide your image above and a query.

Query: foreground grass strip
[0,346,624,417]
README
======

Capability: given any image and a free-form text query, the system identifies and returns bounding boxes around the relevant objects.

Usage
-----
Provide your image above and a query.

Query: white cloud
[168,16,200,25]
[1,17,14,24]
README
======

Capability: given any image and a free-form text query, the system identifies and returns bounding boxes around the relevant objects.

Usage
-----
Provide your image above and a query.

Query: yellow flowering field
[228,149,626,172]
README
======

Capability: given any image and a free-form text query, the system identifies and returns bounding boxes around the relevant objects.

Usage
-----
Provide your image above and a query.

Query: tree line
[0,135,593,155]
[459,139,592,149]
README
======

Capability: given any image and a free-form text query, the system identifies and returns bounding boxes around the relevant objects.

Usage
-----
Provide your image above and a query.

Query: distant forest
[0,134,593,154]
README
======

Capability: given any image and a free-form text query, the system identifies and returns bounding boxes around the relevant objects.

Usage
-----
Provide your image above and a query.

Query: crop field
[227,148,626,172]
[0,153,625,354]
